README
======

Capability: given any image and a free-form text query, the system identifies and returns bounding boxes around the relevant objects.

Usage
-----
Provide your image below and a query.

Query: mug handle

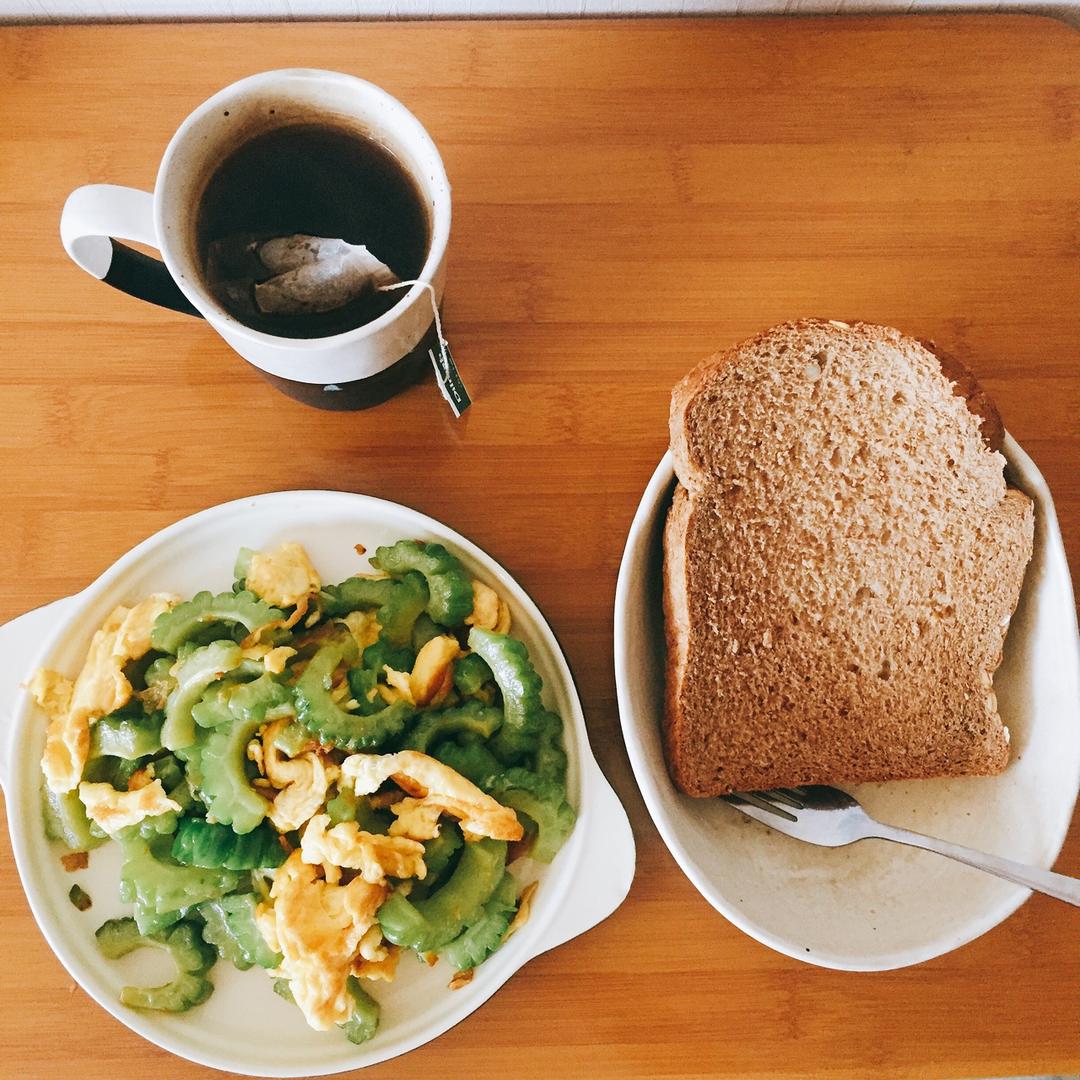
[60,184,202,317]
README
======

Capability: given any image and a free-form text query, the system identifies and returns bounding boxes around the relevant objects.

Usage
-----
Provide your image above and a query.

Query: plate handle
[0,598,73,790]
[527,763,636,959]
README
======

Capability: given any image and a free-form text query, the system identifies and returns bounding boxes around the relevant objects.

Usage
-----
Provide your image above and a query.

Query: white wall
[0,0,1076,21]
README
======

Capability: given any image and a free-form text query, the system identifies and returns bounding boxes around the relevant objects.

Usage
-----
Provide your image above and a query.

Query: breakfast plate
[614,436,1080,971]
[0,490,635,1075]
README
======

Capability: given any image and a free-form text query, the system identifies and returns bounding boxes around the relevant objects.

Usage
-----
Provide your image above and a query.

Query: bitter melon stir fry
[32,539,576,1042]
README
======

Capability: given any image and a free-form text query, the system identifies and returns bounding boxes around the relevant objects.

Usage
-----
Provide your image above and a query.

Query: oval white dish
[0,490,635,1075]
[614,436,1079,971]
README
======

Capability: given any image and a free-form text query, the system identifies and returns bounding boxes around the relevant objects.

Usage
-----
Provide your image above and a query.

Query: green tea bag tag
[430,340,471,418]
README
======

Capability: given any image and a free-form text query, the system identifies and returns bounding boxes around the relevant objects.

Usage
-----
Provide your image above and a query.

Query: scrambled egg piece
[377,683,409,707]
[410,635,460,707]
[246,737,265,774]
[379,635,459,710]
[382,666,413,704]
[246,542,321,609]
[126,766,154,791]
[110,595,179,660]
[352,941,400,982]
[350,925,400,981]
[78,779,180,833]
[387,798,446,841]
[240,642,297,675]
[28,670,73,722]
[341,751,522,842]
[357,924,388,962]
[257,851,386,1030]
[353,956,399,982]
[300,813,426,885]
[33,667,86,796]
[37,593,177,793]
[263,719,334,832]
[342,609,380,652]
[465,580,512,635]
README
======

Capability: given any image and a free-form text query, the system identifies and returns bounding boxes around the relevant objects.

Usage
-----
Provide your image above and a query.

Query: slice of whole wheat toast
[664,319,1034,797]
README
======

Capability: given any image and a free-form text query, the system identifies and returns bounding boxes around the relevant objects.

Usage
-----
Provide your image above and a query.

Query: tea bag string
[378,279,448,364]
[380,279,470,417]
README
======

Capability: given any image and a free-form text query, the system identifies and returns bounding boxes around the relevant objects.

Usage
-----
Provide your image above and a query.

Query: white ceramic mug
[60,69,451,410]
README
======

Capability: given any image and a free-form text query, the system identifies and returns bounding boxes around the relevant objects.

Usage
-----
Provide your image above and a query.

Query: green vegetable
[144,656,175,686]
[533,711,568,786]
[411,613,444,653]
[345,667,381,716]
[158,785,196,821]
[82,754,143,791]
[133,807,181,840]
[324,786,392,834]
[41,780,106,851]
[162,640,244,751]
[151,590,283,655]
[152,752,186,793]
[424,821,464,883]
[431,739,502,786]
[171,818,285,870]
[234,657,275,681]
[361,637,415,677]
[191,680,239,730]
[197,893,281,971]
[319,576,397,618]
[96,917,215,1012]
[139,657,177,711]
[374,571,429,648]
[484,768,575,863]
[295,642,413,751]
[90,709,164,760]
[68,883,92,911]
[233,546,255,583]
[179,675,289,833]
[372,540,474,627]
[439,871,518,971]
[378,838,507,952]
[273,975,380,1044]
[119,835,238,935]
[452,652,494,697]
[408,821,464,901]
[401,700,502,754]
[319,570,429,652]
[271,719,315,757]
[467,628,547,739]
[340,977,380,1044]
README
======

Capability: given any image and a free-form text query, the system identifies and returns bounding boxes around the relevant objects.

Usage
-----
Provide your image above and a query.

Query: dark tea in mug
[196,122,430,339]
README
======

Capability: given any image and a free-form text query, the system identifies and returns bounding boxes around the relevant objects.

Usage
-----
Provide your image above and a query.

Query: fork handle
[874,824,1080,907]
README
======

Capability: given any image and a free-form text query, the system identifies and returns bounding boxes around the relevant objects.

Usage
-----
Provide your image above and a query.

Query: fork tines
[723,789,804,821]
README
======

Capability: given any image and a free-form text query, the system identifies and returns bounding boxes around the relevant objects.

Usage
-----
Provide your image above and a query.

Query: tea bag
[254,235,399,315]
[205,233,399,317]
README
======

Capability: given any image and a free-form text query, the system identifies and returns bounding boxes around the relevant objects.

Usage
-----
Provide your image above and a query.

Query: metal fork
[723,785,1080,907]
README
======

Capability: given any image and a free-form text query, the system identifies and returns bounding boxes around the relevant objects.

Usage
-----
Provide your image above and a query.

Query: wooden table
[1,15,1078,1080]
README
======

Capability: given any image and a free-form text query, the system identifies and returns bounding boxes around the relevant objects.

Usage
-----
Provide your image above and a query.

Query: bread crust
[662,484,694,793]
[664,319,1033,797]
[919,338,1006,453]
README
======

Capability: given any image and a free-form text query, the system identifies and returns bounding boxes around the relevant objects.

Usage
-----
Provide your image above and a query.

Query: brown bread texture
[664,319,1034,797]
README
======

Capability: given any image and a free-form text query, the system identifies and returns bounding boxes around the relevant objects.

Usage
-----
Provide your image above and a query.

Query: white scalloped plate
[0,490,635,1075]
[614,436,1079,971]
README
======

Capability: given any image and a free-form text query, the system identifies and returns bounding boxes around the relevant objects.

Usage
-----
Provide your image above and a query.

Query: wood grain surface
[1,15,1078,1080]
